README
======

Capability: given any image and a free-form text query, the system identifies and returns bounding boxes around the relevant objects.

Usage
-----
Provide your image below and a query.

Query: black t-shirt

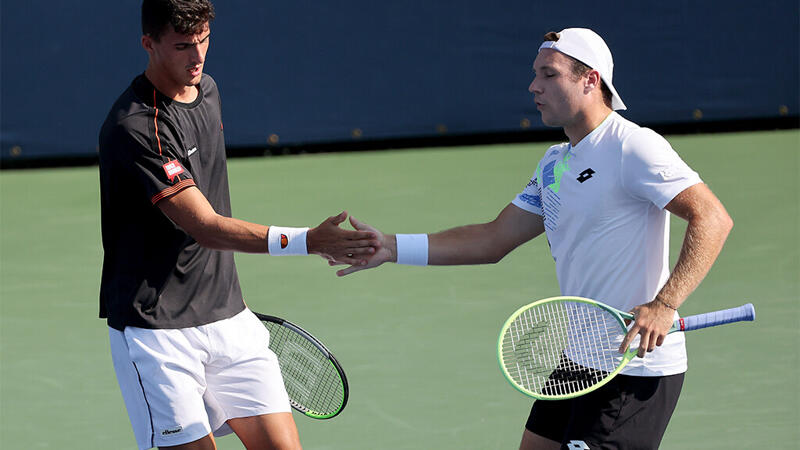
[98,74,245,331]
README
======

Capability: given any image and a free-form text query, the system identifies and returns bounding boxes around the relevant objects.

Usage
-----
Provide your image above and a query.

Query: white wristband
[396,234,428,266]
[267,226,309,256]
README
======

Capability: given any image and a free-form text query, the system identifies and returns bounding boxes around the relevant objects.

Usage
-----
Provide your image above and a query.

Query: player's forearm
[427,223,516,265]
[380,223,507,266]
[396,205,543,266]
[157,186,270,253]
[336,205,542,276]
[655,208,733,309]
[192,214,269,253]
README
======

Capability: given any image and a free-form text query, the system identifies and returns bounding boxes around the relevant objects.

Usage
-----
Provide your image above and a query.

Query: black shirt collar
[133,73,204,109]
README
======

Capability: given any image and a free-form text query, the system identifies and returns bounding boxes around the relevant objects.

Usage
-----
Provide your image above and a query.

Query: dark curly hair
[142,0,215,41]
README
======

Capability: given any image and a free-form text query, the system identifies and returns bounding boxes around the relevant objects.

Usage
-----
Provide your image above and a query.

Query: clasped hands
[306,212,388,273]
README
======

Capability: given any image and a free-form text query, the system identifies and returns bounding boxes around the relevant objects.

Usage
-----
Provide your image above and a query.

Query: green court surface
[1,129,797,449]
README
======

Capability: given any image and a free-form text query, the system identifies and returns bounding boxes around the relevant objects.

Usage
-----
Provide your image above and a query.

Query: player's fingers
[337,265,365,277]
[344,231,379,241]
[332,256,367,266]
[618,327,638,354]
[346,237,380,249]
[638,332,652,358]
[345,246,375,256]
[348,216,381,240]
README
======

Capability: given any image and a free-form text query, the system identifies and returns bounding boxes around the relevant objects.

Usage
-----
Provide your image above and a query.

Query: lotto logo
[576,168,595,183]
[566,440,589,450]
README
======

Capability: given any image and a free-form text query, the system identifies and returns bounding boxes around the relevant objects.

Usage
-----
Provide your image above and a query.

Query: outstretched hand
[307,211,380,266]
[334,216,395,277]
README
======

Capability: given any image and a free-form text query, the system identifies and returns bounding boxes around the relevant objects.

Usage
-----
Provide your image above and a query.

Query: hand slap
[336,216,394,277]
[307,211,381,266]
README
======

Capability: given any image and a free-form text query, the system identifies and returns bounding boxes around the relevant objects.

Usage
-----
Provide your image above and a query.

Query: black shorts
[525,372,685,450]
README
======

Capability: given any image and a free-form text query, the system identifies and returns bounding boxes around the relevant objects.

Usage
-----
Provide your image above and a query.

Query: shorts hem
[211,406,294,437]
[149,423,211,450]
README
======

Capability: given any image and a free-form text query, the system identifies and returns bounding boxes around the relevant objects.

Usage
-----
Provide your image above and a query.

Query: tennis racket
[255,313,349,419]
[497,296,755,400]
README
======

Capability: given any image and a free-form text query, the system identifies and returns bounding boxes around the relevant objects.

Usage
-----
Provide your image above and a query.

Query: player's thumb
[329,211,347,225]
[349,215,365,230]
[349,216,375,233]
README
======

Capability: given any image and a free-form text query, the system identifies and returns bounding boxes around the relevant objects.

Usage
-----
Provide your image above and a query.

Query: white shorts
[109,308,291,450]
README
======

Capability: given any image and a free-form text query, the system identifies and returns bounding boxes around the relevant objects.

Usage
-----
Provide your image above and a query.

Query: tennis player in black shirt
[98,1,378,448]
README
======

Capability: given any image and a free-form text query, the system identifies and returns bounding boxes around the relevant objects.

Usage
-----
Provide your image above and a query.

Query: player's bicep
[492,203,545,248]
[428,203,543,265]
[664,183,720,220]
[664,183,733,239]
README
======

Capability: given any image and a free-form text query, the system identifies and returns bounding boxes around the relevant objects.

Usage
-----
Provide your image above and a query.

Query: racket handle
[677,303,755,331]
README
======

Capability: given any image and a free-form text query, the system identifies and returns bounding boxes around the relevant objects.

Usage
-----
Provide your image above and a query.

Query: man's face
[528,49,586,128]
[144,22,210,91]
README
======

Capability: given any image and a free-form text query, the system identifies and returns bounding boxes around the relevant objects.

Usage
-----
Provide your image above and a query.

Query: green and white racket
[255,313,349,419]
[497,296,755,400]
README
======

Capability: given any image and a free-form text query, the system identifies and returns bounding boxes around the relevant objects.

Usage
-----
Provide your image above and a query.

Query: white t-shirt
[512,112,702,376]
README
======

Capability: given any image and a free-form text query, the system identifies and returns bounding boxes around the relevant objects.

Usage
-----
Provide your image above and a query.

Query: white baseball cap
[538,28,626,110]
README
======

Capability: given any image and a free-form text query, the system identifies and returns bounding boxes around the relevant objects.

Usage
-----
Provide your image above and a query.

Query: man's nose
[529,78,540,94]
[190,45,204,63]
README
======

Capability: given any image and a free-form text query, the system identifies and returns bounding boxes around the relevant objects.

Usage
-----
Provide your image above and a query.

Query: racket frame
[255,313,349,419]
[498,296,755,401]
[496,296,635,401]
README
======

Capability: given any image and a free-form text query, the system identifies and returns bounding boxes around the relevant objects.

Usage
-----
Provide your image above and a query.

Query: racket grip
[678,303,755,331]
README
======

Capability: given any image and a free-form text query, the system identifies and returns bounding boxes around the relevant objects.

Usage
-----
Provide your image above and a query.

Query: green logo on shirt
[538,151,573,194]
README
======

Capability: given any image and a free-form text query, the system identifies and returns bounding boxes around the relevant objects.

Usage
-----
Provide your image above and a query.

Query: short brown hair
[142,0,215,41]
[543,31,612,107]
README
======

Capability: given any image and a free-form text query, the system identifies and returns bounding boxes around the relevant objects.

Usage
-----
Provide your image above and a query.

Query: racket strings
[555,304,615,395]
[265,323,344,415]
[501,301,625,398]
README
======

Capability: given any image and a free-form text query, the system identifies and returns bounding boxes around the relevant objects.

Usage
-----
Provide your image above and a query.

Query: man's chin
[539,115,560,128]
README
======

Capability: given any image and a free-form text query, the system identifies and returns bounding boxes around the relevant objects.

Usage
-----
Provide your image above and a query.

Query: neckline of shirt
[568,111,618,153]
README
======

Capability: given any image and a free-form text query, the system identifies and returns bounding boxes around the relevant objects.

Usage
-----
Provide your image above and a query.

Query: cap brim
[604,79,626,111]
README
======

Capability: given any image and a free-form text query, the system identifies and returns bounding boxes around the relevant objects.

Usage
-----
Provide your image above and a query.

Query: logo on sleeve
[280,234,289,249]
[162,160,185,182]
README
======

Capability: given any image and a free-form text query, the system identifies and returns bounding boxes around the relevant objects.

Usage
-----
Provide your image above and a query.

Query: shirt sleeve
[118,120,196,205]
[512,162,544,215]
[620,128,702,209]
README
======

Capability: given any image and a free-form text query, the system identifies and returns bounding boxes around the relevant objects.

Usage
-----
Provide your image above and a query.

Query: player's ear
[585,70,601,94]
[142,35,155,55]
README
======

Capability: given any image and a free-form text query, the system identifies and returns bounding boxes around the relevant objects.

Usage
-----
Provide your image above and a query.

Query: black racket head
[255,313,349,419]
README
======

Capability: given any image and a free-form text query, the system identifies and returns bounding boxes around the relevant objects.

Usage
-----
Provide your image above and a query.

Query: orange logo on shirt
[162,160,184,183]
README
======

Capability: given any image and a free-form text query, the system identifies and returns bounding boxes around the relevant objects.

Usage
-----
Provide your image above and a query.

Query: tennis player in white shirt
[336,28,732,449]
